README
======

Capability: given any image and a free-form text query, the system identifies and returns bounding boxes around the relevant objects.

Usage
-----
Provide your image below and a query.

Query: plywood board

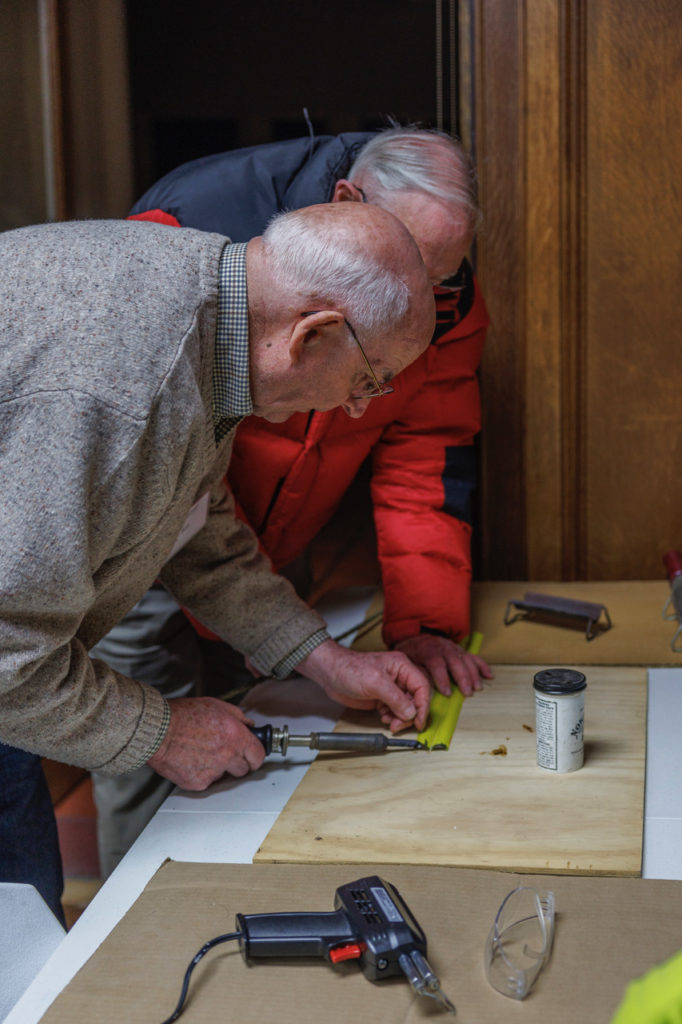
[351,581,680,665]
[255,665,646,875]
[42,860,682,1024]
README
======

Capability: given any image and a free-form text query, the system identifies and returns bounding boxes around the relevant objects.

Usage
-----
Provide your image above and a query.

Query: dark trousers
[0,742,65,927]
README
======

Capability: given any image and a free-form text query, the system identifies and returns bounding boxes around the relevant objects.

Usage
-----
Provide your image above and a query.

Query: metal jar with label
[533,669,586,773]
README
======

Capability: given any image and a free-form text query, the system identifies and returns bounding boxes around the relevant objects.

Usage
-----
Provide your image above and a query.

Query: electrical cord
[159,930,241,1023]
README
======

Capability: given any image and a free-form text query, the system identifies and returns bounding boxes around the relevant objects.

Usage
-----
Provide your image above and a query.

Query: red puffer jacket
[226,279,488,645]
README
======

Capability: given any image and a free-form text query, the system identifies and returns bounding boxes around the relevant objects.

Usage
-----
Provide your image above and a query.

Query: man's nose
[342,397,372,418]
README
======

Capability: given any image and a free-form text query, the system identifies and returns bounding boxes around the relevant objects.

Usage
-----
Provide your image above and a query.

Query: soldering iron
[248,723,425,755]
[159,875,455,1022]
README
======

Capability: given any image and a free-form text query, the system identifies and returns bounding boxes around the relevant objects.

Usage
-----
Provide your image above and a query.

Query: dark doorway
[125,0,455,196]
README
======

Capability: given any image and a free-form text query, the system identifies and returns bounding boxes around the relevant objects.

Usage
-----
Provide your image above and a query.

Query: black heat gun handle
[236,909,355,959]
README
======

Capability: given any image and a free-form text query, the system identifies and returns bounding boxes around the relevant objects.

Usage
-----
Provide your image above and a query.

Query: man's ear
[288,310,346,363]
[332,179,364,203]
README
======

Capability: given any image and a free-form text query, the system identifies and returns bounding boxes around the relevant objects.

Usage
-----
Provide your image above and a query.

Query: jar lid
[533,668,586,694]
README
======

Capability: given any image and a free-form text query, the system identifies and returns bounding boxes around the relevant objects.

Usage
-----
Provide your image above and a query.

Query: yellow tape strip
[417,688,464,749]
[465,630,484,656]
[417,631,484,750]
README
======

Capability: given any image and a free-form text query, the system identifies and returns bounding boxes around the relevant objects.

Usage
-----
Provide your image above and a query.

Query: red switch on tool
[329,943,364,963]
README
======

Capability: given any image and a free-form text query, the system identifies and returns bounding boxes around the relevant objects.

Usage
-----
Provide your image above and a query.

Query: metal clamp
[504,591,612,641]
[662,595,682,653]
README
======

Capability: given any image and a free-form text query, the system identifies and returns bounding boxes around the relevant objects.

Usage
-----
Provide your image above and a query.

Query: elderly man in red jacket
[93,126,493,875]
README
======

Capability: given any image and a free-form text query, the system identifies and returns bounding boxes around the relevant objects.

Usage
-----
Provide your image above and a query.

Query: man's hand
[393,633,493,697]
[296,639,431,733]
[147,697,265,790]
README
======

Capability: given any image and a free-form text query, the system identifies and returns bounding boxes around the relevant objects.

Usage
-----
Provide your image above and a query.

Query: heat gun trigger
[399,948,457,1015]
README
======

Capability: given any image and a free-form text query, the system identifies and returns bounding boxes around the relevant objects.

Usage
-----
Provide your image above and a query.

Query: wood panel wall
[1,0,134,228]
[468,0,682,581]
[58,0,134,219]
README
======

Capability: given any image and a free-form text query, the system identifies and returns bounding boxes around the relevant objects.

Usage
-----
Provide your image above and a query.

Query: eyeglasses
[302,312,395,400]
[484,887,555,1000]
[343,318,395,399]
[433,281,464,295]
[433,271,464,295]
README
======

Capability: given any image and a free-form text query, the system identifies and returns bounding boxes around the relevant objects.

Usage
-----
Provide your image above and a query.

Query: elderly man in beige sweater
[0,203,434,920]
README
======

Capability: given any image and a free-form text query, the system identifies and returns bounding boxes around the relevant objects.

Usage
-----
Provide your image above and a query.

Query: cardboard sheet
[352,581,681,665]
[41,860,682,1024]
[255,665,646,874]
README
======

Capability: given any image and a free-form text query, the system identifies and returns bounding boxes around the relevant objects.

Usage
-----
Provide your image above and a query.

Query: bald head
[260,202,434,352]
[246,202,435,422]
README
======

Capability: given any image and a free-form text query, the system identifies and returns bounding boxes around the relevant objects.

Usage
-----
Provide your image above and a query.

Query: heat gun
[160,875,455,1022]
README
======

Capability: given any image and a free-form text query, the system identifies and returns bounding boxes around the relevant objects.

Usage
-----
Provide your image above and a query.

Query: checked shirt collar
[213,241,253,444]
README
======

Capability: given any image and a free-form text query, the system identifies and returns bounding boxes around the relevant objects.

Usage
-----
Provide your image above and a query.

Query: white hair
[349,126,482,236]
[261,208,410,334]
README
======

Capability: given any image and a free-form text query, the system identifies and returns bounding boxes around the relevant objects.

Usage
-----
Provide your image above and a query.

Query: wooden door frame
[42,0,134,221]
[461,0,588,580]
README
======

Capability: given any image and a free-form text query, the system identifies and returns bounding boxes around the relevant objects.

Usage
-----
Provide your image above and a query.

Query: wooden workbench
[352,580,681,666]
[255,665,646,875]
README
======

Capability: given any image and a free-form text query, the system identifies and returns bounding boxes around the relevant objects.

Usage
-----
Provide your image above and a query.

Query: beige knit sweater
[0,220,325,774]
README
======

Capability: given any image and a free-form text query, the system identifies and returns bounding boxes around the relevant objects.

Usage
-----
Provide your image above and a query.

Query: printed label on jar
[535,693,584,773]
